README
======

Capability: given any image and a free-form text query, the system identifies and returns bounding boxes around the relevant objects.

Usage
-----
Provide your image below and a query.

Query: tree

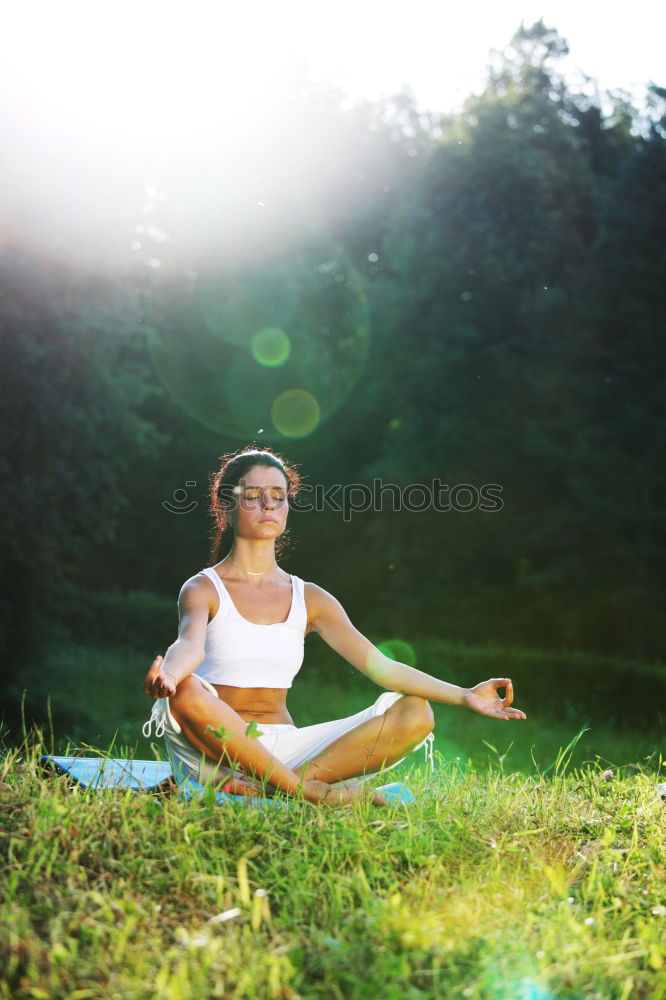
[355,24,665,656]
[0,251,170,725]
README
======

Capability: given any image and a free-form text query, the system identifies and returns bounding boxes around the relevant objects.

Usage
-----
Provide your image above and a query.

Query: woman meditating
[142,447,526,806]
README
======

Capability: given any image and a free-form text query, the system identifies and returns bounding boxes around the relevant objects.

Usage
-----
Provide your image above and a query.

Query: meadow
[2,628,665,999]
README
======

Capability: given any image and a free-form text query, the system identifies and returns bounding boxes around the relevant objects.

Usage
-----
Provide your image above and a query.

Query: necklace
[228,556,269,577]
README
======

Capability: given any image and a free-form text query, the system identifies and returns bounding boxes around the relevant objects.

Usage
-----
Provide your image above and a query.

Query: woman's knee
[170,675,210,723]
[390,695,434,741]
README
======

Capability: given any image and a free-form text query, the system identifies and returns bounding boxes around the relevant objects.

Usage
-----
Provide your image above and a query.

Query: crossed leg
[168,676,299,796]
[168,677,434,800]
[293,696,435,784]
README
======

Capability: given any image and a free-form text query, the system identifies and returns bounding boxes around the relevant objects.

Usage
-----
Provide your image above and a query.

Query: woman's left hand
[462,678,526,720]
[143,655,177,699]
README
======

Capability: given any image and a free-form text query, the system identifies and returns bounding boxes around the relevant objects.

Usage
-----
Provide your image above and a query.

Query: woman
[143,447,526,806]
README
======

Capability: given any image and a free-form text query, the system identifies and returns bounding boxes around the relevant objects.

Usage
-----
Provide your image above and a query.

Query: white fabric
[143,676,435,789]
[194,568,307,689]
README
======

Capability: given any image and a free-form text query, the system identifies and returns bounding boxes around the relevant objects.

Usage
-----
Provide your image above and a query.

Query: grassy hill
[1,737,665,999]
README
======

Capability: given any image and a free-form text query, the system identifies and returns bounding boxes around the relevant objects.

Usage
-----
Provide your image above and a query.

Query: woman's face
[231,464,290,541]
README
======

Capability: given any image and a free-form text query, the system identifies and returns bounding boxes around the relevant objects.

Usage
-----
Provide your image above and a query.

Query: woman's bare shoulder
[303,581,340,602]
[178,570,217,598]
[176,571,218,620]
[181,568,212,585]
[302,582,345,632]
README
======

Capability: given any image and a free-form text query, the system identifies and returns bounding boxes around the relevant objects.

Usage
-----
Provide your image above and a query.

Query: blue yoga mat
[41,756,415,806]
[41,756,274,805]
[42,756,173,790]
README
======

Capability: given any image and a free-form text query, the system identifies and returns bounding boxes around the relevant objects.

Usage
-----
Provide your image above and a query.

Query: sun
[0,1,315,264]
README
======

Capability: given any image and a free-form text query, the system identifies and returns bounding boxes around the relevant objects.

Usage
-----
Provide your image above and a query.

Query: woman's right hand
[301,779,387,807]
[143,654,177,699]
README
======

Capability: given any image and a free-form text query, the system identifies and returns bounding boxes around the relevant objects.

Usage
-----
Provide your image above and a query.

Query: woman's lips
[259,517,278,523]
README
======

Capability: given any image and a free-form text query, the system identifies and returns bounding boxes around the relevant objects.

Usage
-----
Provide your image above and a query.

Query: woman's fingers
[481,700,526,720]
[153,672,176,699]
[143,670,159,696]
[497,707,526,720]
[489,677,515,707]
[143,656,168,697]
[469,680,524,719]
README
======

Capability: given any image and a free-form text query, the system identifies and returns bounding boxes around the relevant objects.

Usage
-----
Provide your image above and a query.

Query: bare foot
[303,780,387,807]
[336,785,388,807]
[219,776,265,798]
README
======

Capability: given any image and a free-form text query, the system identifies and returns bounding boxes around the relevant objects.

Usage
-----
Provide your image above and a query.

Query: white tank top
[194,567,307,688]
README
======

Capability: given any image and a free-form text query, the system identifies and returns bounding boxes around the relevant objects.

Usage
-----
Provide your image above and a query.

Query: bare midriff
[212,685,294,725]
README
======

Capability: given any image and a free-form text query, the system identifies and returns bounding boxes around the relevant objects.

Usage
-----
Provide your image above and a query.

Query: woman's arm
[142,579,209,699]
[305,583,526,721]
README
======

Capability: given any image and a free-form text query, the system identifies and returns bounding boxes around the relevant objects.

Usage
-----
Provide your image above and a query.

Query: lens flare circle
[377,639,417,667]
[145,235,370,439]
[251,327,291,367]
[271,389,321,438]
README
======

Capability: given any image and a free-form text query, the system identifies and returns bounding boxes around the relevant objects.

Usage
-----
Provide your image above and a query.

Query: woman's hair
[207,444,302,564]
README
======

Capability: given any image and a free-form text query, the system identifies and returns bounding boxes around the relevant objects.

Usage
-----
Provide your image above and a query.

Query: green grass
[2,732,666,999]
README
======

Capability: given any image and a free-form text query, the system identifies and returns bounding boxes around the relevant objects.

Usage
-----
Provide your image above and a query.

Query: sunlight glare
[0,1,317,265]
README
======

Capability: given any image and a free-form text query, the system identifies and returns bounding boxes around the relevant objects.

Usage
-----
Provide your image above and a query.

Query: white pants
[143,674,435,788]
